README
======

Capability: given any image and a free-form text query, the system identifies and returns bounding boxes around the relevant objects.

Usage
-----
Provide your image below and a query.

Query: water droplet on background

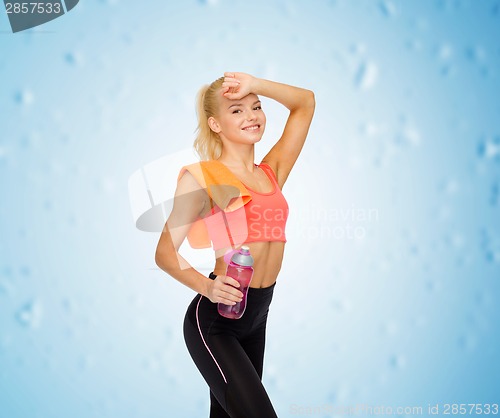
[0,335,12,354]
[405,38,424,52]
[164,327,173,344]
[436,42,454,60]
[426,279,442,292]
[436,204,451,222]
[379,0,397,17]
[78,354,94,371]
[331,297,352,313]
[15,299,43,328]
[465,45,487,62]
[198,0,219,6]
[477,135,500,161]
[492,1,500,15]
[64,50,84,66]
[1,264,13,281]
[381,320,399,336]
[490,181,499,206]
[440,178,460,195]
[0,277,14,296]
[354,61,378,90]
[142,354,159,372]
[412,315,427,328]
[61,297,78,314]
[19,265,31,278]
[350,42,367,55]
[130,294,144,309]
[326,390,337,403]
[389,354,407,369]
[96,176,116,193]
[457,333,477,351]
[480,229,500,264]
[444,231,465,250]
[263,363,282,390]
[394,125,421,147]
[13,89,35,106]
[359,121,381,137]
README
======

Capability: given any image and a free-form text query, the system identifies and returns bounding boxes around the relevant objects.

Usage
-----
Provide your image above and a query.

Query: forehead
[218,92,260,109]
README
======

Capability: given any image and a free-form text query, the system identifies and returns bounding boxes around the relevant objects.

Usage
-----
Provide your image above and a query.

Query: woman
[155,71,315,417]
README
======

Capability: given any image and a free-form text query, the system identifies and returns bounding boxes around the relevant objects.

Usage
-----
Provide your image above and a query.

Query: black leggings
[183,272,278,418]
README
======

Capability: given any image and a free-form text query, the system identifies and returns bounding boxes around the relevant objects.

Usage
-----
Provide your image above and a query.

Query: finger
[224,72,236,78]
[219,298,236,306]
[220,275,240,288]
[226,285,244,298]
[222,81,240,89]
[217,278,243,299]
[215,286,241,304]
[223,76,240,83]
[222,91,242,99]
[222,285,244,301]
[222,291,243,303]
[214,288,237,305]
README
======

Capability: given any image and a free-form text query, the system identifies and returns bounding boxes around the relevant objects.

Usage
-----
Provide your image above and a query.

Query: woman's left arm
[223,72,315,188]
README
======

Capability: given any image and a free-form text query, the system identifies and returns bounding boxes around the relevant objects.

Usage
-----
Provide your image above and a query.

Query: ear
[208,116,221,134]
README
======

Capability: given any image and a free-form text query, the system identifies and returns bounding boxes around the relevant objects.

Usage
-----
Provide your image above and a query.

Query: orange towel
[177,160,252,249]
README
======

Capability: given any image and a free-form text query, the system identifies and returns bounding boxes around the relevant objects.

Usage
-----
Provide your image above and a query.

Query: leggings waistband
[208,272,276,298]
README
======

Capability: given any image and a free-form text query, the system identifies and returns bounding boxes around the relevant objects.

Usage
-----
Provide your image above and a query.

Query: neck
[217,143,256,172]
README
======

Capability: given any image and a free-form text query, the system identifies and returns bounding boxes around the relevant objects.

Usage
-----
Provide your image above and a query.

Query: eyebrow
[228,100,261,110]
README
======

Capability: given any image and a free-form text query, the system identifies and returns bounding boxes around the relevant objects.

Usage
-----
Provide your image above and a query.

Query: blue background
[1,0,499,417]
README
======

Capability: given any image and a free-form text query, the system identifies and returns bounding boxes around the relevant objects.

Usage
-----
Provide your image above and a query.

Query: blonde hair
[194,77,225,161]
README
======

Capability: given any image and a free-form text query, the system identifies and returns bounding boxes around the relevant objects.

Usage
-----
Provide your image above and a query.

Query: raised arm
[155,171,243,305]
[222,72,315,188]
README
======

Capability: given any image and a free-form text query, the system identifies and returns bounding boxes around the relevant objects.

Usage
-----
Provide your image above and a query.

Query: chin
[247,129,265,144]
[248,135,263,144]
[233,132,264,144]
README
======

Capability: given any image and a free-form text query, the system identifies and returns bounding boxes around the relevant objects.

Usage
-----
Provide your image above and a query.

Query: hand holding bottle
[206,275,244,306]
[218,246,254,319]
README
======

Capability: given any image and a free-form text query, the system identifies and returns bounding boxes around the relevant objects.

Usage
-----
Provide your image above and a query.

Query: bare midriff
[213,241,285,288]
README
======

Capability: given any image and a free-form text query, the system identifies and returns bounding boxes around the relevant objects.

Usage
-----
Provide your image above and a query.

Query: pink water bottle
[218,246,254,319]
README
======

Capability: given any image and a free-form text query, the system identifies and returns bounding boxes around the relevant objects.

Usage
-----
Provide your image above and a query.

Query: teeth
[243,125,259,131]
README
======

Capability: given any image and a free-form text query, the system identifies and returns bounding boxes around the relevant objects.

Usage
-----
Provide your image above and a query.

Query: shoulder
[175,167,210,215]
[177,164,205,194]
[178,170,199,187]
[178,160,221,178]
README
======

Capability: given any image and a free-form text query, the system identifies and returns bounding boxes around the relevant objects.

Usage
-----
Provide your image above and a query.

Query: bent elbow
[155,250,163,269]
[155,248,182,275]
[155,249,171,272]
[307,90,316,109]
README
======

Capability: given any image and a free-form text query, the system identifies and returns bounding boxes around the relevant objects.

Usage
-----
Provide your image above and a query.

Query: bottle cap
[230,245,254,267]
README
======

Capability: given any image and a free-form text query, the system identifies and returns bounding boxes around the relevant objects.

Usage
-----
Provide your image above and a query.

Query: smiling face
[208,92,266,146]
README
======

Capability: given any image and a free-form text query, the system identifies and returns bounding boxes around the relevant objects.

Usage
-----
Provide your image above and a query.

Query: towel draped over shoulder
[177,160,251,249]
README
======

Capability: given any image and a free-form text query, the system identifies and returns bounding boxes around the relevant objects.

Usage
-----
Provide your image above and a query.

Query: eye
[232,109,242,114]
[253,106,262,111]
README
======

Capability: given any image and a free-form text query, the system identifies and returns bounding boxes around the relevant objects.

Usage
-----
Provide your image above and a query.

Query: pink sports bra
[202,163,289,250]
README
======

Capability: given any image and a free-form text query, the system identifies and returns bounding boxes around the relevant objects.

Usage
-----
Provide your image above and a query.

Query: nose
[246,108,257,121]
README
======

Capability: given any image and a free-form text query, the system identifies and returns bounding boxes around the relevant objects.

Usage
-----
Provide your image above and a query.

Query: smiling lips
[242,124,260,132]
